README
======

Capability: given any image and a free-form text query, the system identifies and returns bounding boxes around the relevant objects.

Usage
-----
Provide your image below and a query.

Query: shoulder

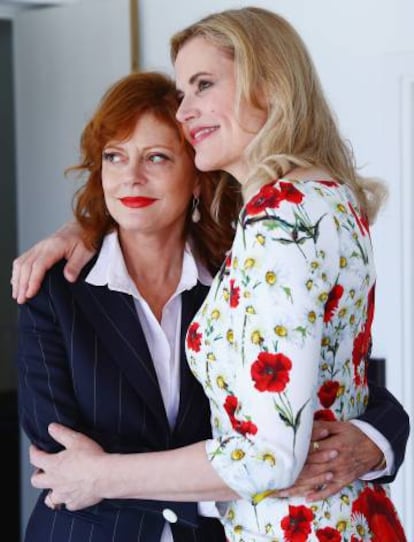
[241,179,345,224]
[45,254,99,283]
[33,258,68,295]
[29,255,99,304]
[244,178,359,221]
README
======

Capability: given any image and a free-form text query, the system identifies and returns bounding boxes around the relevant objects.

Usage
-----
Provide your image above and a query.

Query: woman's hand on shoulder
[11,220,95,304]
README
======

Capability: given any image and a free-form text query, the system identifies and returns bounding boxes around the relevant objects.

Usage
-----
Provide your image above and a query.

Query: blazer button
[162,508,178,523]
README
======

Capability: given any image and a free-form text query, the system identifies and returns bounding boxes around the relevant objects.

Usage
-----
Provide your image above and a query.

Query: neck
[119,228,186,321]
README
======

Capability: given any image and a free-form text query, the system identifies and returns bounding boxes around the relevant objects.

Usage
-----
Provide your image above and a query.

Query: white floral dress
[185,179,406,542]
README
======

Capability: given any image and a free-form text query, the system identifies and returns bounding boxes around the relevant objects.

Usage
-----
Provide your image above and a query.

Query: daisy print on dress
[185,178,406,540]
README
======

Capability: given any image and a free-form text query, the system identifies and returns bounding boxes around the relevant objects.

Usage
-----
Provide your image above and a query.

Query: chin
[194,155,221,173]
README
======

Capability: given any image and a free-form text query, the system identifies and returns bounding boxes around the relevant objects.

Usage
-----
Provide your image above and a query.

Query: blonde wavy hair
[171,6,387,223]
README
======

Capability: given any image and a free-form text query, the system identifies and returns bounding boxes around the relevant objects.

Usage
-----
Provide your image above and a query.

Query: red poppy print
[251,352,292,392]
[186,322,202,352]
[349,202,370,237]
[352,330,369,386]
[229,279,240,308]
[224,395,258,436]
[317,380,340,408]
[352,485,407,542]
[224,395,238,418]
[316,527,342,542]
[366,285,375,333]
[245,183,282,215]
[280,504,314,542]
[279,181,304,204]
[323,284,344,322]
[317,180,339,188]
[352,286,375,385]
[245,181,305,216]
[314,409,336,422]
[352,329,369,366]
[234,419,258,436]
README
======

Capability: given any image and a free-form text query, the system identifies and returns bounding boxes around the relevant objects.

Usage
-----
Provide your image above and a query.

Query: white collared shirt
[85,231,218,541]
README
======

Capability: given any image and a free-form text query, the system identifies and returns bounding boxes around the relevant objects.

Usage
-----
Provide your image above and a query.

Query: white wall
[9,0,413,539]
[14,0,131,250]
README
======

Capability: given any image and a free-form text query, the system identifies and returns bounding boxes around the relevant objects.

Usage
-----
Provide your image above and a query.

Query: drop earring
[191,196,201,223]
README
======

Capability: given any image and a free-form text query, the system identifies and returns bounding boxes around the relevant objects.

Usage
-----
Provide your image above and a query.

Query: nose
[175,95,198,124]
[125,156,147,185]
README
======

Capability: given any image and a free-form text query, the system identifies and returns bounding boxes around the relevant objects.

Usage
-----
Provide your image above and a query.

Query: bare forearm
[97,441,237,502]
[31,424,238,510]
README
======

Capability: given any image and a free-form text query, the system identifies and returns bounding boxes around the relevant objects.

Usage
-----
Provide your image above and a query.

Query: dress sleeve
[205,182,342,500]
[16,266,82,452]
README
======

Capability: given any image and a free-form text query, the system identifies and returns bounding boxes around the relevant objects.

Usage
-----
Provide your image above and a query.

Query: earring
[191,196,201,223]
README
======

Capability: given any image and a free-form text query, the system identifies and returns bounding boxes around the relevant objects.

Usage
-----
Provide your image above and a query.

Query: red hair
[68,71,241,274]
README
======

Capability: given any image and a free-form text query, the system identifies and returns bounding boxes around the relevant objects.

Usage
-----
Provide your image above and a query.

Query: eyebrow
[189,71,212,84]
[175,71,214,91]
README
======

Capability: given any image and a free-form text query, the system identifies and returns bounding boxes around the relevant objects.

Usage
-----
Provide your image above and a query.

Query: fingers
[48,423,81,448]
[31,468,50,490]
[11,242,59,304]
[44,490,58,510]
[63,244,95,283]
[44,490,64,511]
[10,220,94,303]
[279,470,334,498]
[11,253,37,304]
[308,443,338,464]
[311,420,332,441]
[305,480,347,501]
[22,260,51,302]
[29,446,53,479]
[311,440,321,453]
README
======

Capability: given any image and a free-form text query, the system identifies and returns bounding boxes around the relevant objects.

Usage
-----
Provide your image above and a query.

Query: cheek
[103,194,115,217]
[101,173,119,198]
[101,179,116,211]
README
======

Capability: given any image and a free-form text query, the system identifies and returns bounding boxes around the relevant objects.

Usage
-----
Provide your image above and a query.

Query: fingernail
[328,450,338,459]
[326,472,334,481]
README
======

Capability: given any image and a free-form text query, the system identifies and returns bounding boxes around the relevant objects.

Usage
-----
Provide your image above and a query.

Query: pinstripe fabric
[16,258,226,542]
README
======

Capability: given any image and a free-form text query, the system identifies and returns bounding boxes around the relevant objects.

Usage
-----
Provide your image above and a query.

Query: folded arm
[30,423,237,511]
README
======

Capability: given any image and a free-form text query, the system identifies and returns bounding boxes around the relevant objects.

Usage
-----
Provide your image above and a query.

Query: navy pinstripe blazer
[16,259,409,542]
[16,258,225,542]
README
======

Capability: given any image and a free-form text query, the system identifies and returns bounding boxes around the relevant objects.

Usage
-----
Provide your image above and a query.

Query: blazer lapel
[70,273,168,428]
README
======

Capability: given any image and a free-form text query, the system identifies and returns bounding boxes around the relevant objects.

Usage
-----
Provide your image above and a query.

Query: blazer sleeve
[358,382,410,482]
[16,261,84,452]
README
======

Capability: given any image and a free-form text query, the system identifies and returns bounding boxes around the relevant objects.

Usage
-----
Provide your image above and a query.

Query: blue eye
[102,151,121,164]
[198,80,212,92]
[149,154,168,163]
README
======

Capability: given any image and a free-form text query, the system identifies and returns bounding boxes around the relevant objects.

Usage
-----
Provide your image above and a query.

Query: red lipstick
[120,197,157,208]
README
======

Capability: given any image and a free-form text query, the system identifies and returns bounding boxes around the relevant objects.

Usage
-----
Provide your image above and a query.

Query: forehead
[174,36,234,87]
[113,112,181,146]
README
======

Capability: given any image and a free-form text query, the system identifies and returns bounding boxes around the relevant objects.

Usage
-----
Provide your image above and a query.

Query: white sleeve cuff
[350,419,394,479]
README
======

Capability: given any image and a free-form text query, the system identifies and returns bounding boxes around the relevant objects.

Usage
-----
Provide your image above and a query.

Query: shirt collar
[85,231,212,297]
